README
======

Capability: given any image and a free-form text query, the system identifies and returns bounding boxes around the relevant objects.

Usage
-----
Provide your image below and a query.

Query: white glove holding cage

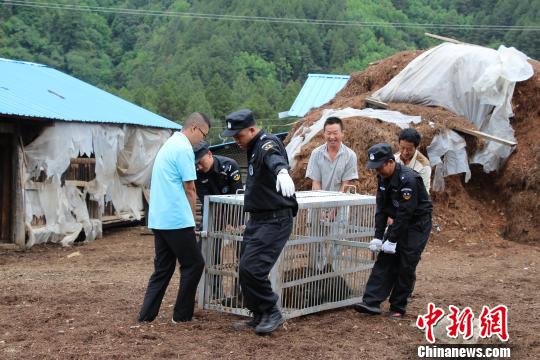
[276,169,295,197]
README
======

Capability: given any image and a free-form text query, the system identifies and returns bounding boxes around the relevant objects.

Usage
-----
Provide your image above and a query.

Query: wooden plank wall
[0,133,12,242]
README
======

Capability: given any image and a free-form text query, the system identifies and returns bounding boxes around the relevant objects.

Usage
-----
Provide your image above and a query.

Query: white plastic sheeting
[25,182,102,247]
[286,107,421,168]
[24,122,172,247]
[373,43,533,175]
[427,130,471,192]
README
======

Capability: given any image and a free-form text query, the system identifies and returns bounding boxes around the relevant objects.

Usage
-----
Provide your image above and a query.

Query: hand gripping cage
[197,190,377,319]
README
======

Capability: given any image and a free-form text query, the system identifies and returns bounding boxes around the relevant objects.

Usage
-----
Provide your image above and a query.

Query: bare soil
[1,49,538,360]
[1,225,538,359]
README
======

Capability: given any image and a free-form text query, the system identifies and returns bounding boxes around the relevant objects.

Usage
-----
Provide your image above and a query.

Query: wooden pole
[425,32,463,44]
[13,133,26,248]
[451,126,517,147]
[0,136,10,241]
[365,97,389,109]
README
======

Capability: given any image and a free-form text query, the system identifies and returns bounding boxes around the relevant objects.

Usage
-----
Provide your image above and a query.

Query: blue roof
[0,58,181,129]
[209,131,288,151]
[287,74,350,117]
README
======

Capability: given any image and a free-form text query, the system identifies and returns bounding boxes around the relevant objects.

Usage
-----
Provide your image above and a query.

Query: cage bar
[197,191,376,319]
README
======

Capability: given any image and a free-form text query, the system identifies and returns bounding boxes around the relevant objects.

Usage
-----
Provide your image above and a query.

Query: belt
[249,208,293,221]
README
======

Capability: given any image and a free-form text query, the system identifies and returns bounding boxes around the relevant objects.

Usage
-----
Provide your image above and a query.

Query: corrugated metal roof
[287,74,350,117]
[209,131,288,151]
[0,58,181,129]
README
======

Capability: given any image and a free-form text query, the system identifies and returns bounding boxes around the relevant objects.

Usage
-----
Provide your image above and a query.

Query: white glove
[369,238,383,252]
[382,240,397,254]
[276,169,295,197]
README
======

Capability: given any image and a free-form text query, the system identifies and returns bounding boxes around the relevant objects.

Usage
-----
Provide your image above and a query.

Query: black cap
[193,141,210,163]
[222,109,256,137]
[366,143,395,169]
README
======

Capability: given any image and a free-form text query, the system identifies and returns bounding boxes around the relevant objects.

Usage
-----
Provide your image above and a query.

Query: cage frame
[197,190,377,319]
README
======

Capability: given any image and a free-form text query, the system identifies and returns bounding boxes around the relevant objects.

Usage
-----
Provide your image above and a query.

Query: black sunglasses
[195,126,208,139]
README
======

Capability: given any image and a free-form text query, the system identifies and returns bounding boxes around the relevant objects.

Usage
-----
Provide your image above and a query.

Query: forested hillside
[1,0,537,142]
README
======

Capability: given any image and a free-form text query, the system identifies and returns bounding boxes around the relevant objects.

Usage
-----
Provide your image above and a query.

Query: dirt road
[1,226,538,359]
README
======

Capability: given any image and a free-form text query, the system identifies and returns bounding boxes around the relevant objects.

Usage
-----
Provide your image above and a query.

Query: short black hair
[398,128,421,147]
[324,116,344,131]
[185,112,211,129]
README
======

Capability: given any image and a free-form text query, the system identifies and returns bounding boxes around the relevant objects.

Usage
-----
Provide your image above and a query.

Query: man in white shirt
[394,128,431,191]
[306,116,358,192]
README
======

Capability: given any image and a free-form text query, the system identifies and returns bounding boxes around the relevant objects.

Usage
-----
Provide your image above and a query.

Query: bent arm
[184,180,197,220]
[339,179,356,193]
[311,180,322,190]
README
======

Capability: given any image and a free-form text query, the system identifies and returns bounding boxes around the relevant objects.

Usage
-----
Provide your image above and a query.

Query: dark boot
[232,312,262,330]
[255,305,284,335]
[353,302,382,315]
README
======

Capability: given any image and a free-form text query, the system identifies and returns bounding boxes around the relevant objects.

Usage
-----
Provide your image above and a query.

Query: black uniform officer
[193,141,243,302]
[354,143,432,319]
[193,141,243,207]
[223,108,297,335]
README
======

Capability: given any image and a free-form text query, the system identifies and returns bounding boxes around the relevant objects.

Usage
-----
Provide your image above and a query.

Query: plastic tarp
[286,107,421,168]
[23,122,172,247]
[427,130,470,192]
[373,43,533,177]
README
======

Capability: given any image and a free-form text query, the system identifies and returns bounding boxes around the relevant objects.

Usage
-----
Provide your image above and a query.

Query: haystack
[286,47,539,243]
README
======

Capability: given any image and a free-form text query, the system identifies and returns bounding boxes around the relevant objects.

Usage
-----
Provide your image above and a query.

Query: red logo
[446,305,475,340]
[417,303,509,343]
[479,305,509,342]
[416,303,445,344]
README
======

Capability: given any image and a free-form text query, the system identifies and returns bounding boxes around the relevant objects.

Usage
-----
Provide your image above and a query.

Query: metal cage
[197,190,376,319]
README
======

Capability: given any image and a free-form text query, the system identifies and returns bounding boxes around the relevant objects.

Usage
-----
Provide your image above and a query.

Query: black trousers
[363,217,432,314]
[138,227,205,322]
[239,214,293,314]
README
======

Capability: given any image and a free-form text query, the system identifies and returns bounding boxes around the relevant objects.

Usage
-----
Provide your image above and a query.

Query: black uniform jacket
[195,155,243,203]
[244,130,298,214]
[374,163,432,243]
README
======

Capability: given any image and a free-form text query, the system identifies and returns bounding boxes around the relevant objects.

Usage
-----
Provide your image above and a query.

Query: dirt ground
[1,225,538,359]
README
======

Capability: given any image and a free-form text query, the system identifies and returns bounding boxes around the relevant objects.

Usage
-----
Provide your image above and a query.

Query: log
[425,33,463,44]
[364,97,388,109]
[64,180,92,188]
[70,158,96,165]
[13,135,25,247]
[451,126,517,147]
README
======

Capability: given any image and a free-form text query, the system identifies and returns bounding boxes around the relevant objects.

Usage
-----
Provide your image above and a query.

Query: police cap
[193,140,210,163]
[222,109,256,137]
[366,143,395,169]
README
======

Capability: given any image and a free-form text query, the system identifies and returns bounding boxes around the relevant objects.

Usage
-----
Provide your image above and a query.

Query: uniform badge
[227,122,232,129]
[221,186,229,194]
[233,173,240,181]
[401,187,412,201]
[262,141,274,151]
[248,164,254,176]
[370,153,375,160]
[392,200,399,207]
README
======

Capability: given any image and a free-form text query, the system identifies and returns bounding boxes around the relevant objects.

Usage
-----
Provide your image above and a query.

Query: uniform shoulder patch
[401,187,413,201]
[261,141,274,151]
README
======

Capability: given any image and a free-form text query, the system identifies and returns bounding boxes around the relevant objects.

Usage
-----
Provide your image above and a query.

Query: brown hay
[497,60,540,242]
[286,52,539,244]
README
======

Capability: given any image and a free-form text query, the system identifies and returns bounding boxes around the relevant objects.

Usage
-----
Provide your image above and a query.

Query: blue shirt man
[139,112,211,324]
[148,131,197,229]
